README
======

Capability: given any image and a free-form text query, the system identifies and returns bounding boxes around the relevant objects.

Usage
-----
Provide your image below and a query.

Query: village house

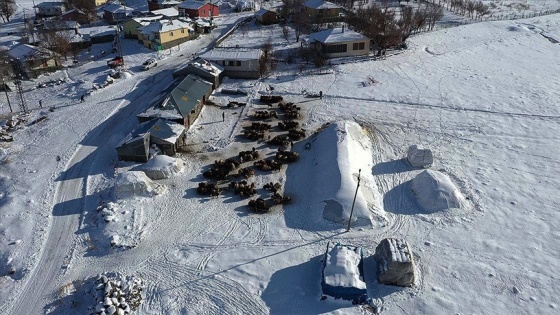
[200,48,263,79]
[103,3,134,24]
[39,21,80,35]
[148,0,182,11]
[302,0,343,22]
[178,0,219,18]
[123,15,163,39]
[173,57,223,88]
[138,19,193,50]
[116,118,186,162]
[308,27,370,58]
[150,7,180,19]
[7,44,60,79]
[137,74,213,130]
[80,26,117,44]
[34,2,66,17]
[254,8,278,25]
[60,9,91,25]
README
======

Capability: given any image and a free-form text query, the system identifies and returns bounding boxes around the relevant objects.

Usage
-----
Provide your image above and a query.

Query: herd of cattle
[196,95,305,212]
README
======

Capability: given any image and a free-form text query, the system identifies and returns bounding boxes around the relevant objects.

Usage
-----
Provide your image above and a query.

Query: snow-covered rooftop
[200,48,262,61]
[34,1,65,8]
[140,19,193,34]
[323,243,366,289]
[7,44,53,61]
[151,7,179,18]
[178,0,207,10]
[303,0,342,10]
[309,27,369,44]
[103,3,133,14]
[188,57,224,75]
[131,15,164,24]
[255,8,275,17]
[79,26,117,37]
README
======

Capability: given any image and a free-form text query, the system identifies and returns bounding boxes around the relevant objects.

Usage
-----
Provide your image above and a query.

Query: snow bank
[411,170,464,212]
[114,171,166,198]
[314,121,376,226]
[139,155,184,180]
[322,243,367,300]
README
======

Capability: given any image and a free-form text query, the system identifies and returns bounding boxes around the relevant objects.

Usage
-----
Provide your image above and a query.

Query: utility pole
[14,78,28,113]
[346,169,362,232]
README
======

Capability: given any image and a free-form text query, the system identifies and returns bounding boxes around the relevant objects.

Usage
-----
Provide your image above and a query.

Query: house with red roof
[178,0,219,18]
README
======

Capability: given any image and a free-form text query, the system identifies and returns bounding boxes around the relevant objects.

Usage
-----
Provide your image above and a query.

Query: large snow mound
[140,155,184,180]
[316,121,377,226]
[411,170,464,212]
[114,171,166,198]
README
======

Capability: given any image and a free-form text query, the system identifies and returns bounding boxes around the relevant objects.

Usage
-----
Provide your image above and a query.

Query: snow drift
[312,121,378,226]
[411,170,464,212]
[138,155,184,180]
[114,171,166,199]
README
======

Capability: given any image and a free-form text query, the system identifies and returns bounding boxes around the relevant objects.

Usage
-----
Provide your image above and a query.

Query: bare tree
[0,0,17,23]
[41,31,73,62]
[65,0,97,24]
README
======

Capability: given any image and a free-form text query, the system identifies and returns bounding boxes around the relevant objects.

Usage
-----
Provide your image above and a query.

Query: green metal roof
[168,74,213,118]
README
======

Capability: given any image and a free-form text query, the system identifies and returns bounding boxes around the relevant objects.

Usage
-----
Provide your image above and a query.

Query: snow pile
[114,171,166,199]
[411,170,464,212]
[322,243,367,301]
[407,145,433,168]
[314,121,378,226]
[85,273,145,315]
[375,238,416,287]
[140,155,184,180]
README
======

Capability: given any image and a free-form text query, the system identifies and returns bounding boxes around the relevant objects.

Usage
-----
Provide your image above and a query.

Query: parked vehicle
[107,56,124,68]
[142,58,157,71]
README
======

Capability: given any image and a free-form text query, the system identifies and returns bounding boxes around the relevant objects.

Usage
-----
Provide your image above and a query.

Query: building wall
[123,20,142,38]
[159,28,190,44]
[172,66,220,88]
[256,12,277,25]
[317,40,370,58]
[305,7,341,21]
[37,6,65,17]
[95,0,108,6]
[180,4,219,18]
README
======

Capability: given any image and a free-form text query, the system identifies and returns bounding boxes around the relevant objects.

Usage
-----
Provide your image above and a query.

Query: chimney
[342,23,345,33]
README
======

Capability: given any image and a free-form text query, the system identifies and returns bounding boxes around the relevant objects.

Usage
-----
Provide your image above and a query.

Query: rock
[111,297,119,306]
[375,238,416,287]
[106,305,116,314]
[513,286,520,294]
[101,275,108,284]
[104,297,112,306]
[95,302,105,313]
[117,308,125,315]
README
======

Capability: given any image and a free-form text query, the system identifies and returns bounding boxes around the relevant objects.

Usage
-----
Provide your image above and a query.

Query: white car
[142,58,157,71]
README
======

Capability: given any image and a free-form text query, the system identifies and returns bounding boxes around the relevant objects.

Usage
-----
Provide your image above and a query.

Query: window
[227,60,235,66]
[202,9,205,14]
[170,32,174,36]
[235,61,241,66]
[181,29,185,33]
[353,42,365,50]
[324,44,347,54]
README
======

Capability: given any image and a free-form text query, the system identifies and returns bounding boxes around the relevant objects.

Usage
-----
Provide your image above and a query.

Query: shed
[321,242,367,301]
[255,8,278,25]
[172,57,223,88]
[116,131,151,163]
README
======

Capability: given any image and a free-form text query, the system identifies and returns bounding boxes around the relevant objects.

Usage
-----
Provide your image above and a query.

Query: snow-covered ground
[1,0,560,314]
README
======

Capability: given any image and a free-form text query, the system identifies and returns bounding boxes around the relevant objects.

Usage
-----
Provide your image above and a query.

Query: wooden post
[347,169,361,232]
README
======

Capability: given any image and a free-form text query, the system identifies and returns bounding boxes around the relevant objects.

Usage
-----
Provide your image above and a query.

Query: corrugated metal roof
[118,118,184,147]
[200,48,262,61]
[303,0,342,9]
[166,74,213,118]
